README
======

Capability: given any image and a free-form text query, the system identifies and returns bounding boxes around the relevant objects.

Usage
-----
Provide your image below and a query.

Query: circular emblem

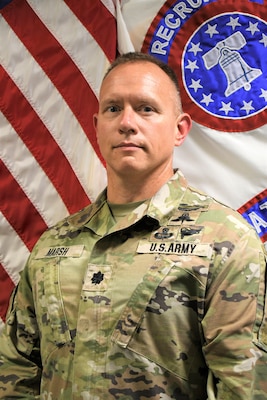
[142,1,267,132]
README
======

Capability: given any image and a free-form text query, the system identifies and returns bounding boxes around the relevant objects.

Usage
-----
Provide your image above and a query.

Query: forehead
[99,61,176,100]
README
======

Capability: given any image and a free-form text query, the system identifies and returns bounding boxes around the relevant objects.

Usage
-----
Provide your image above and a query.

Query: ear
[175,113,192,146]
[93,113,98,131]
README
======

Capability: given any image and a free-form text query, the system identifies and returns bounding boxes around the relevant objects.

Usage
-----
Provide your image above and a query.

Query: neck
[106,167,174,204]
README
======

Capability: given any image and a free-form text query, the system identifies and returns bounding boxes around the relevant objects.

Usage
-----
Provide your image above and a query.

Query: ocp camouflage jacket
[0,170,267,399]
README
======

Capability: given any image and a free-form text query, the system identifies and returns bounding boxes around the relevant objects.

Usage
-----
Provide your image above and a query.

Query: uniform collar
[89,170,188,234]
[64,170,188,235]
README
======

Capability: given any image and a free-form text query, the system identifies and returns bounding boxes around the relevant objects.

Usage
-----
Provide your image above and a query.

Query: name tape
[35,245,84,258]
[137,240,212,258]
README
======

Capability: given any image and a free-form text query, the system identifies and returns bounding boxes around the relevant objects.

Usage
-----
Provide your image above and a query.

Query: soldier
[0,52,267,399]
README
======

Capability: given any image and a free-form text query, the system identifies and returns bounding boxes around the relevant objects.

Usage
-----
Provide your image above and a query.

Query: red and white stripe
[0,0,117,327]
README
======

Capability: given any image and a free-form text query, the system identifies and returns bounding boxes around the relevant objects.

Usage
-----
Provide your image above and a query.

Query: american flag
[0,0,117,328]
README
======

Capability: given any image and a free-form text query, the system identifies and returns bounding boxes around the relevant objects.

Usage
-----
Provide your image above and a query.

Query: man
[0,52,266,399]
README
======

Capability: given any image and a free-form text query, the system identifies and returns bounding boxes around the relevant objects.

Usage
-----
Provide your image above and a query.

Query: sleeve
[202,227,267,400]
[0,264,42,399]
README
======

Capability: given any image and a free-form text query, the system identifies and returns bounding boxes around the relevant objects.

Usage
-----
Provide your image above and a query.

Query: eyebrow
[101,94,159,105]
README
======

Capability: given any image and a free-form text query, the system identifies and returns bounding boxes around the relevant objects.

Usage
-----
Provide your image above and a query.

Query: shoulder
[36,189,107,244]
[29,203,95,259]
[185,184,261,244]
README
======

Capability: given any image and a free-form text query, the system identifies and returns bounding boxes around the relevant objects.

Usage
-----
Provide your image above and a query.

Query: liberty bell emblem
[203,31,262,97]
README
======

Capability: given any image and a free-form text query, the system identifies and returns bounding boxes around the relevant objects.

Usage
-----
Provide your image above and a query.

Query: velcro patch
[137,240,212,258]
[35,245,84,258]
[83,264,112,291]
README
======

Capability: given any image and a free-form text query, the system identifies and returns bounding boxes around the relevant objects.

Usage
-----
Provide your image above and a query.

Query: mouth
[114,142,142,149]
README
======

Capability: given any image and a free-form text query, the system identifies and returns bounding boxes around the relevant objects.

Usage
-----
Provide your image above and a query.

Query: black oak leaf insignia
[91,271,104,285]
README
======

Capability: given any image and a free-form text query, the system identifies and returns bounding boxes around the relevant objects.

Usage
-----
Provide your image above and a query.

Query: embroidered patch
[35,245,84,258]
[137,240,212,258]
[151,227,177,241]
[168,211,201,226]
[179,226,203,240]
[91,271,104,285]
[83,264,112,291]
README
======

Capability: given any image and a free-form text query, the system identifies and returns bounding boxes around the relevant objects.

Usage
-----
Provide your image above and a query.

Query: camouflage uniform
[0,170,267,400]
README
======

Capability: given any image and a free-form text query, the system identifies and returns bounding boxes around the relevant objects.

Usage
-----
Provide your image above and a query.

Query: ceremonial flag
[120,0,267,244]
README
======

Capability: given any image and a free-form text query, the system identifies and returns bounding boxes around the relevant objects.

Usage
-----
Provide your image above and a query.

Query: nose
[119,106,137,134]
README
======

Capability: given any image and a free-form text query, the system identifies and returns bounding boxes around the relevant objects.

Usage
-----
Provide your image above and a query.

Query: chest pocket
[111,253,209,380]
[41,257,72,346]
[34,244,86,347]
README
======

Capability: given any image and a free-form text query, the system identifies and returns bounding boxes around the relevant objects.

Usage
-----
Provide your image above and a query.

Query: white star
[185,59,199,73]
[200,93,214,106]
[259,88,267,102]
[226,16,241,31]
[240,100,254,115]
[220,102,234,115]
[246,21,260,35]
[259,33,267,47]
[188,42,203,56]
[189,79,203,93]
[205,24,219,38]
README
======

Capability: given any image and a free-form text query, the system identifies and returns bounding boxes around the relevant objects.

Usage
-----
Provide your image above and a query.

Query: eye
[139,105,155,113]
[143,105,153,112]
[107,105,120,113]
